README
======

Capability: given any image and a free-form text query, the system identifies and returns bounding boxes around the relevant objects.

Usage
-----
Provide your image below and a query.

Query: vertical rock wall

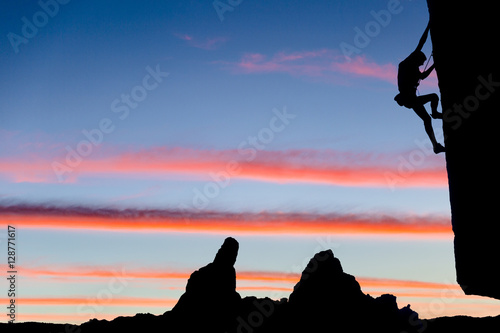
[427,1,500,298]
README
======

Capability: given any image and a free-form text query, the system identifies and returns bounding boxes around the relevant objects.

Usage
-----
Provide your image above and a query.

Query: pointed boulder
[170,237,241,332]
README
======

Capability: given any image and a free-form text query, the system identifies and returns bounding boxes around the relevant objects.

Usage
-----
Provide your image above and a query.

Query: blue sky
[1,0,498,324]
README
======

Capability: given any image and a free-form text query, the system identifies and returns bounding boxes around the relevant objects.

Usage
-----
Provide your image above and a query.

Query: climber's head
[410,50,427,66]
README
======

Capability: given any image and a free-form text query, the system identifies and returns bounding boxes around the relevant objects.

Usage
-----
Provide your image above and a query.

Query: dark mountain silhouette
[279,249,422,333]
[4,237,500,333]
[427,0,500,299]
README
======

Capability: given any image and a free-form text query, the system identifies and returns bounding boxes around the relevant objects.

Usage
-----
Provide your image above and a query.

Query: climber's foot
[433,143,446,154]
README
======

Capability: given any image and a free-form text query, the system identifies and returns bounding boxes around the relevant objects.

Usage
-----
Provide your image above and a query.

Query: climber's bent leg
[416,94,442,119]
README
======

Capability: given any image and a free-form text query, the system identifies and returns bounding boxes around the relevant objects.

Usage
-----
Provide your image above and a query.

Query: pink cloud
[332,56,396,83]
[232,49,337,78]
[174,33,227,50]
[173,33,193,41]
[0,147,447,188]
[193,36,228,50]
[223,49,401,84]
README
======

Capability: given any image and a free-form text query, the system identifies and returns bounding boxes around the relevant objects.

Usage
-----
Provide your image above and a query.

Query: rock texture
[427,1,500,299]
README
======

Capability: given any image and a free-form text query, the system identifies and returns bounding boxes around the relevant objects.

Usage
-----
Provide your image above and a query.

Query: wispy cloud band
[0,147,447,188]
[218,48,438,88]
[1,202,451,236]
[219,49,397,84]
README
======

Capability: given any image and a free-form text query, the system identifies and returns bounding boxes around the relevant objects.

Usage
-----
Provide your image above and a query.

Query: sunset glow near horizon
[1,0,499,324]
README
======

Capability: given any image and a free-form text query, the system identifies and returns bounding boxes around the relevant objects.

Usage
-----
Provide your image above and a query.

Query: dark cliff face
[427,1,500,299]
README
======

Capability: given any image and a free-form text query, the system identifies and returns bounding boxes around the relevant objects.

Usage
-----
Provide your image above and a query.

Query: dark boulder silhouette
[283,249,422,333]
[2,236,500,332]
[427,0,500,299]
[167,236,242,332]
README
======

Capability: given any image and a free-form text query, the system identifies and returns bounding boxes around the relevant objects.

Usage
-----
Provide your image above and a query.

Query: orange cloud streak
[356,277,461,291]
[21,266,189,280]
[0,297,176,307]
[21,265,461,295]
[0,147,447,188]
[13,313,121,324]
[2,212,452,236]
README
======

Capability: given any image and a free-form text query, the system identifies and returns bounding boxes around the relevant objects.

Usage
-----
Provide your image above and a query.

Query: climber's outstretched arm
[415,22,430,52]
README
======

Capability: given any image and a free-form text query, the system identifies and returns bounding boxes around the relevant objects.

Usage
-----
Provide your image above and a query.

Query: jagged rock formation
[167,239,423,333]
[3,237,500,333]
[2,237,425,333]
[427,1,500,299]
[167,236,242,332]
[283,249,421,333]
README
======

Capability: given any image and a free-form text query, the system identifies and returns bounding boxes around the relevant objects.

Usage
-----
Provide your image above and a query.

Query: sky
[1,0,499,324]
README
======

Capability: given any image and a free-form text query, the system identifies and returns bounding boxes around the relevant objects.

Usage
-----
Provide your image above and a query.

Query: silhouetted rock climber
[395,23,445,154]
